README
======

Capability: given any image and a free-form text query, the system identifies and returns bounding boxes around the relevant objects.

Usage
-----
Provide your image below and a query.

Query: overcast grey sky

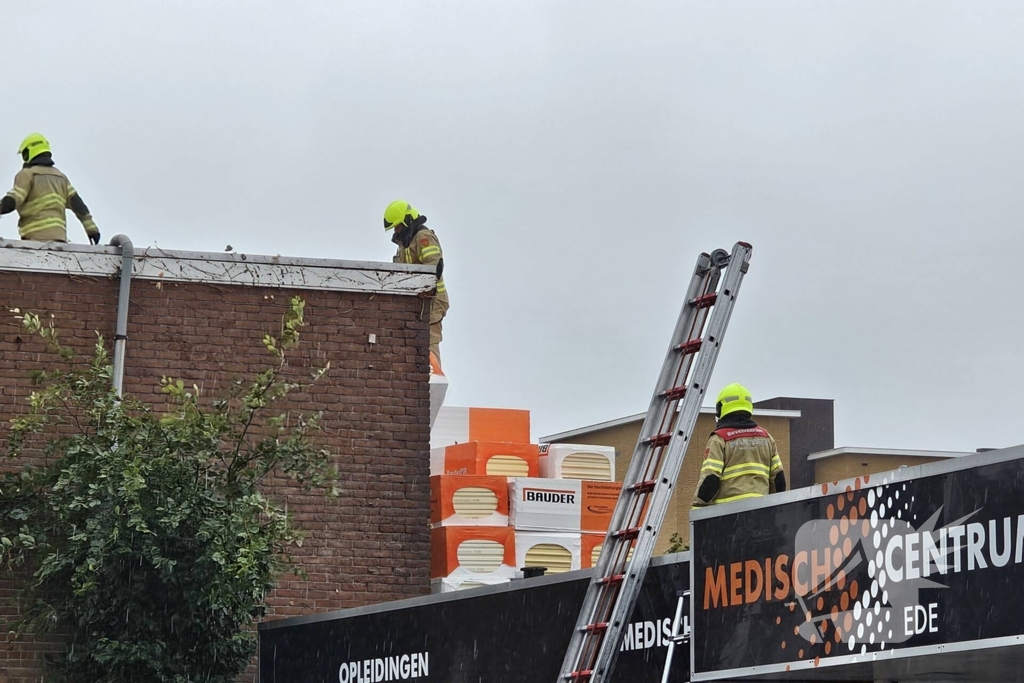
[3,1,1022,452]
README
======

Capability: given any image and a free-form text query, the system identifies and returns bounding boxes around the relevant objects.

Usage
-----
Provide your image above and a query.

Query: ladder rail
[570,254,716,623]
[556,242,753,683]
[558,252,718,680]
[586,242,752,681]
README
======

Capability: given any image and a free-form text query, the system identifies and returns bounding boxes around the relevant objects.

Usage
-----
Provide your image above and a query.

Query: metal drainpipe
[108,235,134,398]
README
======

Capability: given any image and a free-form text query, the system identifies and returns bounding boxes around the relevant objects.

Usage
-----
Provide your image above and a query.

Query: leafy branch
[0,296,336,683]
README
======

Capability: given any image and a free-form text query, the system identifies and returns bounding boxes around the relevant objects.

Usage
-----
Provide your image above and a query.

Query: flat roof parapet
[0,238,436,296]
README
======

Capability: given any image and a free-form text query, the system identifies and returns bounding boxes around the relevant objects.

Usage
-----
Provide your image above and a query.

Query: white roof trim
[541,406,802,443]
[807,446,975,462]
[0,239,436,295]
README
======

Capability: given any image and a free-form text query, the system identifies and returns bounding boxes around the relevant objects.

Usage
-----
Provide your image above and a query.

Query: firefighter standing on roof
[693,383,787,507]
[0,133,100,244]
[384,200,448,367]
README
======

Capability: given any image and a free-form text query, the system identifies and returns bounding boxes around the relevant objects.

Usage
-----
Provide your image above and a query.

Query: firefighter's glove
[89,232,101,245]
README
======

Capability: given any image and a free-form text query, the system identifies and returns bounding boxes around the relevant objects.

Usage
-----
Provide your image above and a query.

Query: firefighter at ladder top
[384,200,449,368]
[692,384,787,507]
[0,134,101,244]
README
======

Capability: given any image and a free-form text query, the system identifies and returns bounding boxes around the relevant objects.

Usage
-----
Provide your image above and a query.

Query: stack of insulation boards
[429,407,622,593]
[430,407,533,593]
[509,443,621,577]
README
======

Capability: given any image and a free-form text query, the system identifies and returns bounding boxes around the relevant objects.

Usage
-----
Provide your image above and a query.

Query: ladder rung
[628,479,657,494]
[644,432,671,447]
[597,574,625,585]
[675,338,703,354]
[690,292,717,309]
[613,527,641,540]
[565,671,593,680]
[582,622,609,633]
[660,385,687,401]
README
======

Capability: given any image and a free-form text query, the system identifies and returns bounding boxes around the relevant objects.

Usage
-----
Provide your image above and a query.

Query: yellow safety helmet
[715,383,753,418]
[383,200,419,231]
[18,133,51,162]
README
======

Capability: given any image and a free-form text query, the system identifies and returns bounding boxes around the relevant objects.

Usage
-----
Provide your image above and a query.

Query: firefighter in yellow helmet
[384,200,449,367]
[693,384,786,507]
[0,133,100,244]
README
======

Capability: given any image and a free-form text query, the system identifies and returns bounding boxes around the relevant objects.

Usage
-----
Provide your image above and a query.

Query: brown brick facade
[813,453,949,485]
[0,268,432,682]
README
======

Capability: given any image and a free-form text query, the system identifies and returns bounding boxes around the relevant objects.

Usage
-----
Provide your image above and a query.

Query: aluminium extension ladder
[556,242,753,683]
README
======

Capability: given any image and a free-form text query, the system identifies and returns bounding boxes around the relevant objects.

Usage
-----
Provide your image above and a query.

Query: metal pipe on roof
[108,234,134,397]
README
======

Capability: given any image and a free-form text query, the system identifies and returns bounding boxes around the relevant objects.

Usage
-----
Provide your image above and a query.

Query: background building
[541,396,987,554]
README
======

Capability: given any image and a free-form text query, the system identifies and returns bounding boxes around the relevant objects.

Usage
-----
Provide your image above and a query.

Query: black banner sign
[691,451,1024,679]
[259,558,690,683]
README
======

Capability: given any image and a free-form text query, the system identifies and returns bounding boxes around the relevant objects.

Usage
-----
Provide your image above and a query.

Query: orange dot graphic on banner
[855,477,863,491]
[831,606,839,621]
[776,617,781,625]
[810,634,817,645]
[805,611,812,623]
[864,474,871,483]
[840,517,849,535]
[834,627,842,643]
[833,547,843,568]
[789,603,796,612]
[841,592,850,611]
[815,656,821,667]
[849,506,859,522]
[844,613,853,632]
[817,596,824,610]
[820,620,828,632]
[850,580,859,600]
[794,626,800,636]
[843,538,853,557]
[862,520,870,536]
[859,497,868,515]
[781,641,787,649]
[827,504,835,520]
[798,649,804,659]
[830,526,839,545]
[821,484,829,495]
[837,569,847,590]
[825,641,832,655]
[837,496,845,511]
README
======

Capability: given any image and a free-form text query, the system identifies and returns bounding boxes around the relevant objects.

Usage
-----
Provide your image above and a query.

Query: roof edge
[0,239,436,295]
[541,406,802,443]
[807,446,977,461]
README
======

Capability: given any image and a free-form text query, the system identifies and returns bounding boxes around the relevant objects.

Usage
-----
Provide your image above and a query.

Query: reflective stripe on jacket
[5,166,98,241]
[693,425,784,506]
[393,227,449,309]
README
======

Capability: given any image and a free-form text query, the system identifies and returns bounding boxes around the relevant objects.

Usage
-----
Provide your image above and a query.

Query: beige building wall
[814,453,949,485]
[549,413,792,555]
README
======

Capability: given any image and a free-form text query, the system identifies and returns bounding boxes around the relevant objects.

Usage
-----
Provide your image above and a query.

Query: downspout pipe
[108,235,134,398]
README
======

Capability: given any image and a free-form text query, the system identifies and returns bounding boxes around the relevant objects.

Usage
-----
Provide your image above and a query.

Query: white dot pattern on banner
[779,477,942,661]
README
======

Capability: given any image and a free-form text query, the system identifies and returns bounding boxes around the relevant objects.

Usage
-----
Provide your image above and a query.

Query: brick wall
[0,269,432,682]
[548,413,793,554]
